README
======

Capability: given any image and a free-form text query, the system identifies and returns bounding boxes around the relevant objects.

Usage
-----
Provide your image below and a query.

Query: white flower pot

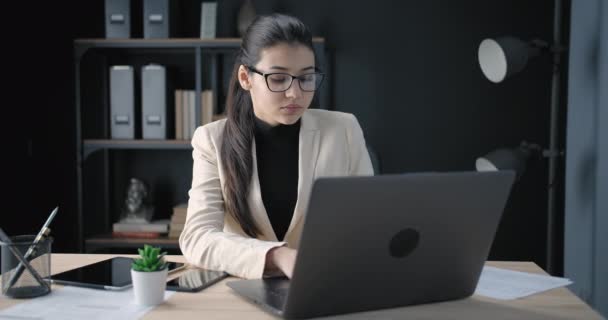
[131,268,168,306]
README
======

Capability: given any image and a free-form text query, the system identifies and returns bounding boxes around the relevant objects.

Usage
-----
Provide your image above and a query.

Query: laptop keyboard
[269,288,289,296]
[266,288,289,308]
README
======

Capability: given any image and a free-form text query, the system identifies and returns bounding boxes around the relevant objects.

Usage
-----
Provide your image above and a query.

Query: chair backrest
[366,144,381,175]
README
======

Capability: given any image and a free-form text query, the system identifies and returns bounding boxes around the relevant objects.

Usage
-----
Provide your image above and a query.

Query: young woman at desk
[179,14,373,279]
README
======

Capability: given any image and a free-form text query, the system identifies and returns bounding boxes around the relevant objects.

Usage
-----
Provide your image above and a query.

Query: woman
[180,13,373,280]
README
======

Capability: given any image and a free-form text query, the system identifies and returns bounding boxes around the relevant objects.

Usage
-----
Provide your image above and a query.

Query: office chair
[366,144,381,175]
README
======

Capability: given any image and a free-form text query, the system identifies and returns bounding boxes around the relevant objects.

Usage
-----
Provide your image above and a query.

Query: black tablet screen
[166,269,228,291]
[51,257,183,288]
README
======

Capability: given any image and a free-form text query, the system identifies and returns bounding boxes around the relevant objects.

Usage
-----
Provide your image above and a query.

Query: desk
[0,254,603,319]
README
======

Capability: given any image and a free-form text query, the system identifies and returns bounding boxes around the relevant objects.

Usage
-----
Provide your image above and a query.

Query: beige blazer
[179,109,374,279]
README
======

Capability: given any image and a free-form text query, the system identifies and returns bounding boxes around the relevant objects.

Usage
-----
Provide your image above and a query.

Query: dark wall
[3,0,103,253]
[251,0,565,273]
[4,0,567,272]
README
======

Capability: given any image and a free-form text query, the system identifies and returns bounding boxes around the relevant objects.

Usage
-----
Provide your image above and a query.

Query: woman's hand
[265,246,297,278]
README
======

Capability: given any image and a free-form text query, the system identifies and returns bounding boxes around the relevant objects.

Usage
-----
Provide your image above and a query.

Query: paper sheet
[475,266,573,300]
[0,286,175,320]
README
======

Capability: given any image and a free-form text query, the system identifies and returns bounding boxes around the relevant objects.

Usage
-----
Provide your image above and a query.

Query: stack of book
[174,89,217,140]
[169,204,188,238]
[112,219,170,238]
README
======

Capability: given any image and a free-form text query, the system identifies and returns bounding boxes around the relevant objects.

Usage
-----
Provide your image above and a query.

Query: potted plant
[131,244,168,306]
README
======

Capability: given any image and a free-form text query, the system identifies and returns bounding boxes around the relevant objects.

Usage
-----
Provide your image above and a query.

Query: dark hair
[220,14,314,237]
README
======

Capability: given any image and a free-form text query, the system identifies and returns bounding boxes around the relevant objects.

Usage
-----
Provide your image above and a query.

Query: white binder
[110,66,135,139]
[141,64,168,139]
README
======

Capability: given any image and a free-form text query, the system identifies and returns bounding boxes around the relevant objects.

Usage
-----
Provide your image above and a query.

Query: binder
[200,2,217,39]
[105,0,131,38]
[110,66,135,139]
[143,0,176,38]
[141,64,168,139]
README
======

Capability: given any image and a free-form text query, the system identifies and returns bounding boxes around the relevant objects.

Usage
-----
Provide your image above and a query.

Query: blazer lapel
[285,111,320,238]
[248,111,320,242]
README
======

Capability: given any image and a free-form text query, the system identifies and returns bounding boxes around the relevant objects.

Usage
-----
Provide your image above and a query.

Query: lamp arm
[549,44,568,54]
[530,39,550,49]
[519,141,563,159]
[542,149,564,158]
[528,39,567,58]
[520,141,543,151]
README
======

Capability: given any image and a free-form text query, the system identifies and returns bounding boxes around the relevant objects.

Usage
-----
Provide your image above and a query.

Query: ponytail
[219,13,314,237]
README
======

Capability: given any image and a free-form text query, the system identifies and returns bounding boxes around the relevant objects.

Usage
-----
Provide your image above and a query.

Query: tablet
[48,257,185,290]
[166,269,229,292]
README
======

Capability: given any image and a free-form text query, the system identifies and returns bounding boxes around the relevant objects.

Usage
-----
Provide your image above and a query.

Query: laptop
[227,171,515,319]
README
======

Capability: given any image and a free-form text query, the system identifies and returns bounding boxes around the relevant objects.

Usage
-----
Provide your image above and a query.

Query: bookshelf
[75,37,325,49]
[83,140,192,158]
[85,234,180,252]
[74,37,329,253]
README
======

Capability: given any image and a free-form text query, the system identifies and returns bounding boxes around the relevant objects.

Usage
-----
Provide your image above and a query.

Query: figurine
[120,178,154,223]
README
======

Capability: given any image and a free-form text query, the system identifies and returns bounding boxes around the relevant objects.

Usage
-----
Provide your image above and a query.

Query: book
[171,215,187,225]
[112,219,170,233]
[201,90,215,125]
[168,231,182,239]
[168,227,184,238]
[112,231,162,239]
[189,90,196,138]
[200,2,217,39]
[183,90,190,139]
[172,205,187,215]
[173,207,187,213]
[169,203,188,239]
[173,203,187,212]
[175,89,183,140]
[171,216,186,224]
[170,222,185,230]
[182,90,196,139]
[212,114,227,122]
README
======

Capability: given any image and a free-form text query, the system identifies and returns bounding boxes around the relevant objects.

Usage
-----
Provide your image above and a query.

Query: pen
[6,206,58,288]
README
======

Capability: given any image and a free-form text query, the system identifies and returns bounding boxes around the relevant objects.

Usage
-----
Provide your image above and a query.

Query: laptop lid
[282,170,515,318]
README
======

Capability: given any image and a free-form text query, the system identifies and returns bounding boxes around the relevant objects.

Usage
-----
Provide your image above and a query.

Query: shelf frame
[85,234,179,253]
[73,37,328,252]
[83,139,192,159]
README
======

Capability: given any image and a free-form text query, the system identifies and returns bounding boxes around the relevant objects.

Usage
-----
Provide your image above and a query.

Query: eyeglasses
[247,66,325,92]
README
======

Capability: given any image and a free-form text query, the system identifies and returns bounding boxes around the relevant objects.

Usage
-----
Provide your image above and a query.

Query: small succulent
[132,244,168,272]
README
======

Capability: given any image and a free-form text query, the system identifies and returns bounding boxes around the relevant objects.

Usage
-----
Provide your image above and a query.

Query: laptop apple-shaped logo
[389,228,420,258]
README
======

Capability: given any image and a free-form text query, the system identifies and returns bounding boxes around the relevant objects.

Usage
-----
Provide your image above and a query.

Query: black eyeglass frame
[246,65,325,92]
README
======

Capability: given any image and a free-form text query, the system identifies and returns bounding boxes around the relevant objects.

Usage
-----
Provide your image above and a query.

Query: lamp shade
[475,147,531,179]
[478,37,536,83]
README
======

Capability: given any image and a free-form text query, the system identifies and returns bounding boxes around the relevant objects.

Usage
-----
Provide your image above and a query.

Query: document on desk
[0,286,175,320]
[475,266,573,300]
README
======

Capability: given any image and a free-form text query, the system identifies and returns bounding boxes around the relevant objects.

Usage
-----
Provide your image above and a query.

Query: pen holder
[0,235,52,298]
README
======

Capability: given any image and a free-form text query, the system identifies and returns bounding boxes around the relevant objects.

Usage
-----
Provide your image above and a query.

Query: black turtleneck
[254,116,300,241]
